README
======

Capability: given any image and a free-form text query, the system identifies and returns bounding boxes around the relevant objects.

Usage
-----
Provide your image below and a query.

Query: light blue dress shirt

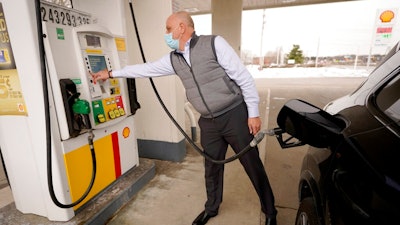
[112,35,260,118]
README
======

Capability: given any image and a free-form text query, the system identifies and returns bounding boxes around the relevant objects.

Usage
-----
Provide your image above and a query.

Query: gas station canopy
[172,0,362,14]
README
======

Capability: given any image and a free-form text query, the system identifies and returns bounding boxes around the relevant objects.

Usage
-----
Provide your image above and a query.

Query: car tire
[295,197,321,225]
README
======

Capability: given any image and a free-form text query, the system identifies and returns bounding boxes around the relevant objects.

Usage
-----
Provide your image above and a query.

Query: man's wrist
[108,70,113,78]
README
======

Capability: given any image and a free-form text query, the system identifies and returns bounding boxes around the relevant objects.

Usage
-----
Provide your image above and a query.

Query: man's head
[164,11,195,51]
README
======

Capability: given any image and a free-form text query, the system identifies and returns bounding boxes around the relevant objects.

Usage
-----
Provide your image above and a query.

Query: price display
[40,1,91,27]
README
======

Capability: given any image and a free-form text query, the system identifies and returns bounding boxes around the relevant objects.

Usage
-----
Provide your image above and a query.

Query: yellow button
[114,109,121,117]
[119,108,125,116]
[109,110,116,119]
[98,114,106,123]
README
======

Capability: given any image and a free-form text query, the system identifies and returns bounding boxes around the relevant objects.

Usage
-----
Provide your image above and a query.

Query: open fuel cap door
[276,99,346,148]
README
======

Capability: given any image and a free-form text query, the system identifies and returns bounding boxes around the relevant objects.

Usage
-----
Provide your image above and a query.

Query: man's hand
[248,117,261,135]
[91,69,109,84]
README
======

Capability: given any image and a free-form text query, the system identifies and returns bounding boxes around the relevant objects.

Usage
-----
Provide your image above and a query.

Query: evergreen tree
[287,44,304,64]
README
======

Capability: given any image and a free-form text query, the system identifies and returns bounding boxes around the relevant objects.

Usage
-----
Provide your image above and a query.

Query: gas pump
[0,1,140,221]
[39,11,139,219]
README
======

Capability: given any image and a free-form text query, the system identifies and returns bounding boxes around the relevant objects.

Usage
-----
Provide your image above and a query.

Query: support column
[211,0,243,55]
[124,0,186,162]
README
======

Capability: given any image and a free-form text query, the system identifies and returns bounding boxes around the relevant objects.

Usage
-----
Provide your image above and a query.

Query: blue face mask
[164,33,179,50]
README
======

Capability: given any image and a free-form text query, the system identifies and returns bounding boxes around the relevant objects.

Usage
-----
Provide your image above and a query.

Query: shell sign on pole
[374,8,398,46]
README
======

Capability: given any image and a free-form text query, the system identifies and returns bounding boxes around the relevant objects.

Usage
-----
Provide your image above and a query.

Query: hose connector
[88,129,95,150]
[250,131,265,147]
[250,129,281,147]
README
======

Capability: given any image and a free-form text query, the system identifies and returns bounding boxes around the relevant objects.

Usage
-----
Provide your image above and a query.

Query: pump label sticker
[56,28,64,40]
[0,3,27,116]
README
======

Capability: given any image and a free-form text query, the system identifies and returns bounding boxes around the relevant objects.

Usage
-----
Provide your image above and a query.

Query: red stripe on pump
[111,132,121,178]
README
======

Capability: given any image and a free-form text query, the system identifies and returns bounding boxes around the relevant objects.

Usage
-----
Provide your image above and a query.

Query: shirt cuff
[111,70,121,78]
[247,107,260,118]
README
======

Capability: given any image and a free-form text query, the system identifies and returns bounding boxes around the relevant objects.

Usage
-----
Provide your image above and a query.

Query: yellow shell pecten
[380,10,395,23]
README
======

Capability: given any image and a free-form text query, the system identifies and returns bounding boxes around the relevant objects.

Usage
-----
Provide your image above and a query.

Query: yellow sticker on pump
[86,49,103,54]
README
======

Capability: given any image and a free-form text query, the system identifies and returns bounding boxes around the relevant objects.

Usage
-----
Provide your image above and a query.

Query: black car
[274,41,400,225]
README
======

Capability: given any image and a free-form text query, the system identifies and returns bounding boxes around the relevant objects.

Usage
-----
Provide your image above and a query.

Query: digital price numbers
[40,1,91,27]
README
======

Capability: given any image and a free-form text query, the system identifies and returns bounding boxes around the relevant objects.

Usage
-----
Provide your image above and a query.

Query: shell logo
[17,103,25,112]
[122,127,130,138]
[380,10,395,23]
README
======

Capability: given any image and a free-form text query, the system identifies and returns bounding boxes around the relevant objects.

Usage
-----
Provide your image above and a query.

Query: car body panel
[293,42,400,225]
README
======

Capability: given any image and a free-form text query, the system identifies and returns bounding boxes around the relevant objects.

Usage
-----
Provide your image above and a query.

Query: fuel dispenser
[40,20,139,219]
[0,1,141,221]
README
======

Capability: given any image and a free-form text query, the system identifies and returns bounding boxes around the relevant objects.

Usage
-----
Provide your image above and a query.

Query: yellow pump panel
[64,134,116,209]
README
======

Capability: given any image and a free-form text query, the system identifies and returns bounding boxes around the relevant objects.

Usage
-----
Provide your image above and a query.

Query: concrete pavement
[107,77,365,225]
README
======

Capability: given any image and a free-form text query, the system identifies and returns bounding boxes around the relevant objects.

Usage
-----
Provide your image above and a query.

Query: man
[92,11,277,225]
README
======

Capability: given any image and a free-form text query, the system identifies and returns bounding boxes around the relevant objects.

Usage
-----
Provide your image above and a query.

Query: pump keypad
[91,95,125,124]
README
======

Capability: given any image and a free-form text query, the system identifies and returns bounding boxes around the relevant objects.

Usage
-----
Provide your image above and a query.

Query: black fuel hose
[35,0,96,208]
[128,0,271,164]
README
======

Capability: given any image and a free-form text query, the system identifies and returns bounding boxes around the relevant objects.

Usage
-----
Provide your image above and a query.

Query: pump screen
[88,55,107,73]
[86,35,101,47]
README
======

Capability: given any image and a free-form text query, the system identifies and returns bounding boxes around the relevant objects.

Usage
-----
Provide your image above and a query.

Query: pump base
[0,158,155,225]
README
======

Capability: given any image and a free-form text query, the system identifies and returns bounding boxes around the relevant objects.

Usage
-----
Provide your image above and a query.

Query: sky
[192,0,400,57]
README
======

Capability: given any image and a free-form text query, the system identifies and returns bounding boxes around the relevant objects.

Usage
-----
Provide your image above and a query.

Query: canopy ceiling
[172,0,362,15]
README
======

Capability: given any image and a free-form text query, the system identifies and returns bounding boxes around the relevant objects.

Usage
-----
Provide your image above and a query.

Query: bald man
[92,11,277,225]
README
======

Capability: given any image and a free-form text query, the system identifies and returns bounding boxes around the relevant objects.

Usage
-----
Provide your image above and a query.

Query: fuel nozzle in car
[250,128,282,147]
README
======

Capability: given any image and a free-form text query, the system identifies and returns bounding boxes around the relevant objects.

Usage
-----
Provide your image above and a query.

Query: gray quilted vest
[170,33,243,118]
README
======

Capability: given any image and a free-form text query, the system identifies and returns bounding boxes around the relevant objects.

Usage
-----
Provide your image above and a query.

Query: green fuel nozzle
[72,98,90,115]
[72,98,92,130]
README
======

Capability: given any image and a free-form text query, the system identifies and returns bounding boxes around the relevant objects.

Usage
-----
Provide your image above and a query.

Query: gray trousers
[198,103,277,217]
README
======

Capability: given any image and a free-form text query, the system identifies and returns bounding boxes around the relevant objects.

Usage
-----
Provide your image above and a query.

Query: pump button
[114,109,121,117]
[98,114,106,123]
[109,110,116,119]
[119,108,125,116]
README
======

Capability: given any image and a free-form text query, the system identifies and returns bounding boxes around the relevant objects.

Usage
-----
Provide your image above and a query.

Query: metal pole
[259,9,266,70]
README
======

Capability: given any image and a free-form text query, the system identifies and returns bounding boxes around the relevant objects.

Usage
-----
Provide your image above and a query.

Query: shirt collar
[177,38,192,54]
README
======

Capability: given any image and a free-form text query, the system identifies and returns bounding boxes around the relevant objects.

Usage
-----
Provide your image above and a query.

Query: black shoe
[192,210,217,225]
[265,217,277,225]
